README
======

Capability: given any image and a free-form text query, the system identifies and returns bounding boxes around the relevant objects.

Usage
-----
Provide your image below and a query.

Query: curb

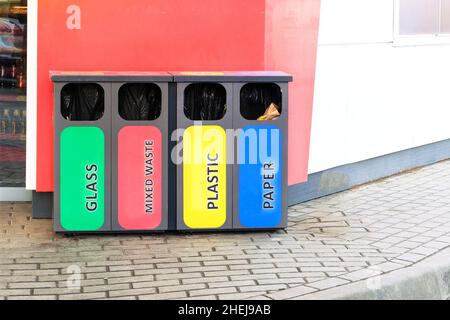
[298,247,450,300]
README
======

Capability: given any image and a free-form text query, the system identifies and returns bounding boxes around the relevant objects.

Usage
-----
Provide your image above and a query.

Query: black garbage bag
[240,83,282,120]
[119,83,162,121]
[184,83,227,121]
[61,83,104,121]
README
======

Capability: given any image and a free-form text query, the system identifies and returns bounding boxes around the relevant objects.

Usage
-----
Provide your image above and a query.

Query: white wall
[26,0,38,190]
[309,0,450,174]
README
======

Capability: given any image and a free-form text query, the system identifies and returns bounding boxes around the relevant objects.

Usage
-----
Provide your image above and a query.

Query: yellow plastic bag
[258,103,281,121]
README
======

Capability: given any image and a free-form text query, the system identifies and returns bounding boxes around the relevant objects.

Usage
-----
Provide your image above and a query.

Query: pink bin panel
[118,126,162,230]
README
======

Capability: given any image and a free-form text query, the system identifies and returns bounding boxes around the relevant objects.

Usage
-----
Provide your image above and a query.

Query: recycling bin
[52,73,112,232]
[110,72,172,231]
[53,72,172,233]
[172,72,234,231]
[53,71,291,234]
[232,72,292,229]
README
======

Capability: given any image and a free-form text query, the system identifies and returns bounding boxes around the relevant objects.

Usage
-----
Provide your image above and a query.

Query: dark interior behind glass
[0,0,27,187]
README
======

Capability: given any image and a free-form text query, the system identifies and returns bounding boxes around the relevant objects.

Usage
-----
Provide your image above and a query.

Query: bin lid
[171,71,293,83]
[50,71,173,82]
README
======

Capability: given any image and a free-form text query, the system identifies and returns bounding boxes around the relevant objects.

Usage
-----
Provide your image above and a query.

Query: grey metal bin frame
[52,77,112,233]
[111,76,171,232]
[52,71,291,234]
[52,72,172,233]
[172,74,234,231]
[232,78,291,230]
[172,71,292,231]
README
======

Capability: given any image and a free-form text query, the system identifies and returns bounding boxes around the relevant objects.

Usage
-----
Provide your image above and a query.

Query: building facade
[1,0,449,207]
[291,0,450,202]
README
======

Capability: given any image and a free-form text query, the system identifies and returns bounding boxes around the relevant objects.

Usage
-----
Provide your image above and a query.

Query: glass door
[0,0,27,188]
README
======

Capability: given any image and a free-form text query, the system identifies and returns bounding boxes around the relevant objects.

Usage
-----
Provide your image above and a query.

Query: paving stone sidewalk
[1,160,450,300]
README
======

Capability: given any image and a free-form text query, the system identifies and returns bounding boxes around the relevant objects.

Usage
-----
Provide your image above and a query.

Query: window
[0,0,27,188]
[398,0,450,36]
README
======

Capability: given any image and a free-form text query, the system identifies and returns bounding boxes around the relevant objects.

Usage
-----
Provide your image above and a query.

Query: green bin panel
[60,126,105,231]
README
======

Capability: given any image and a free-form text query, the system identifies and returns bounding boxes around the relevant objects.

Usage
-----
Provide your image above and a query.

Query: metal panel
[232,82,289,230]
[175,82,234,231]
[111,82,169,232]
[53,82,112,232]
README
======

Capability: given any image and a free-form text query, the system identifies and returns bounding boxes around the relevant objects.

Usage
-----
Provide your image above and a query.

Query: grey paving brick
[182,265,228,273]
[7,295,57,300]
[73,279,105,287]
[13,269,59,276]
[134,268,180,276]
[156,262,201,269]
[180,256,225,262]
[108,287,157,298]
[370,261,404,273]
[189,287,237,297]
[2,264,38,270]
[204,259,248,266]
[229,264,274,271]
[218,292,269,300]
[86,260,133,267]
[159,283,206,294]
[107,275,155,285]
[139,291,188,300]
[132,279,180,289]
[410,246,438,256]
[33,287,80,296]
[308,278,350,290]
[130,257,178,265]
[108,264,155,272]
[204,270,250,277]
[424,241,450,250]
[38,273,76,282]
[252,267,298,274]
[340,268,383,282]
[0,275,36,283]
[208,280,256,289]
[395,252,427,263]
[86,271,132,280]
[156,272,202,281]
[0,289,31,296]
[240,284,287,293]
[182,276,228,285]
[258,278,305,285]
[300,267,347,273]
[267,285,318,299]
[183,295,217,300]
[83,283,131,293]
[60,292,107,300]
[9,282,56,289]
[278,272,326,278]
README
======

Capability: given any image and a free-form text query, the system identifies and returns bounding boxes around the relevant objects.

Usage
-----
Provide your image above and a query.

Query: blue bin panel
[238,125,282,228]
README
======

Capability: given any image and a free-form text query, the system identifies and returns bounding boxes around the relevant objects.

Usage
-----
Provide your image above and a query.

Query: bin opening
[184,83,227,121]
[240,83,282,121]
[61,83,105,121]
[119,83,162,121]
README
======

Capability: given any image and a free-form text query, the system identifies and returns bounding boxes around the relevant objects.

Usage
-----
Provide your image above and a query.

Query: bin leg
[32,191,53,219]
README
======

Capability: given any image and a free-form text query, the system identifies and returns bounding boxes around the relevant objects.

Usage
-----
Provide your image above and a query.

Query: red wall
[265,0,321,185]
[36,0,321,192]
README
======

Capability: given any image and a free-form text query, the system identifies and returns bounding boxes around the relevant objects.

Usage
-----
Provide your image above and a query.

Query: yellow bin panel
[183,125,227,229]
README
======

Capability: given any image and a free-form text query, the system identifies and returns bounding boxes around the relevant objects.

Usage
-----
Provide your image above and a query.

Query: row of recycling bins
[52,71,292,233]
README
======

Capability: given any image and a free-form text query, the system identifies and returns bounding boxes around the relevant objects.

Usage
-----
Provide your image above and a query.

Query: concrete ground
[1,160,450,300]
